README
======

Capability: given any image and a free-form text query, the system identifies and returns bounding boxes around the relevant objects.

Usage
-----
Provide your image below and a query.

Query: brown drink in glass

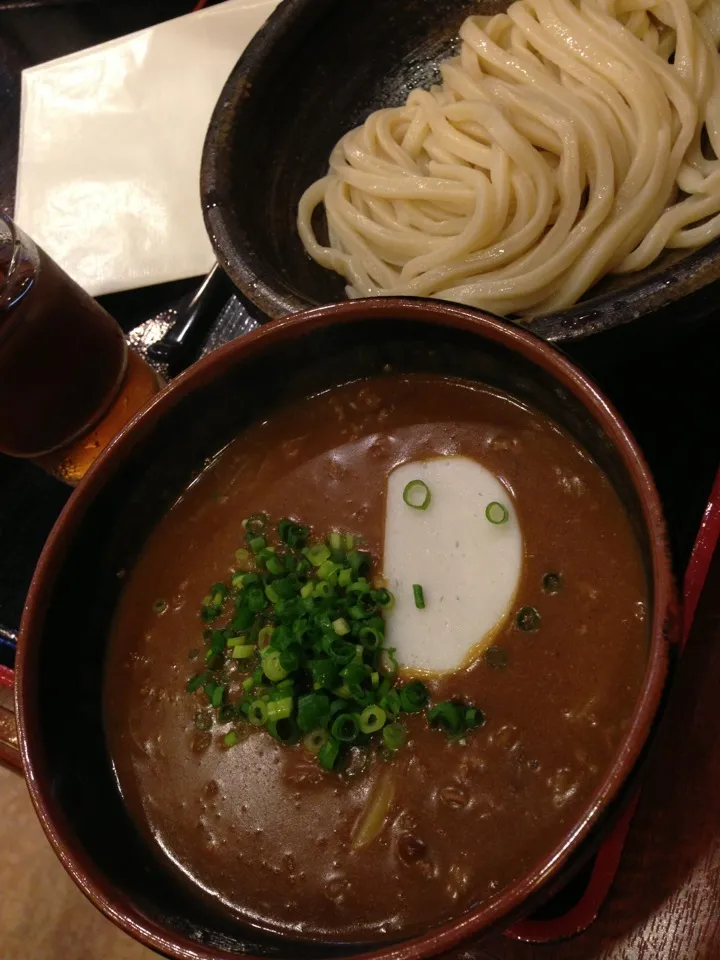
[0,214,161,483]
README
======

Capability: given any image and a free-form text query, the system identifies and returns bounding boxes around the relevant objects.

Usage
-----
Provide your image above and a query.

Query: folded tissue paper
[14,0,279,297]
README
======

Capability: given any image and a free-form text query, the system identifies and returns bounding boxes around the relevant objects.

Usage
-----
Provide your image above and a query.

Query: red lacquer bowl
[16,298,677,959]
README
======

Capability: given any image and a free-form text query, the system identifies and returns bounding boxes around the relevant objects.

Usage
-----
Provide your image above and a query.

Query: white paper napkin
[14,0,279,297]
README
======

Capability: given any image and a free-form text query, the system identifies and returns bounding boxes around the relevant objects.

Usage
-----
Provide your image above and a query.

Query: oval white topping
[383,457,523,673]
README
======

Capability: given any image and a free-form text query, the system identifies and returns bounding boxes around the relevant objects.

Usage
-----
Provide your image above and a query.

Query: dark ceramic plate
[201,0,720,342]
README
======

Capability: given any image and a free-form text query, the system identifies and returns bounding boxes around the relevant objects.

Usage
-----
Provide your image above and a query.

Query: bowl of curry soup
[16,298,676,959]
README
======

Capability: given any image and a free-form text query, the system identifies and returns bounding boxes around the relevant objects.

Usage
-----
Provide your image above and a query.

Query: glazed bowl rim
[16,296,675,960]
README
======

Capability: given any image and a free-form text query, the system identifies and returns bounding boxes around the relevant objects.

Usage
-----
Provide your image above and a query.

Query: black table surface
[1,0,719,666]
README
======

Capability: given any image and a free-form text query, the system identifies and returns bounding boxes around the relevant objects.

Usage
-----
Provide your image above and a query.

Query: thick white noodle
[296,0,720,318]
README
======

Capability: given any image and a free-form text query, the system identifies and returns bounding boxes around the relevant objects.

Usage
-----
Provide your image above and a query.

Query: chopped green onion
[383,723,406,751]
[231,644,255,659]
[248,700,268,726]
[307,542,331,567]
[373,588,394,609]
[317,559,340,582]
[359,705,386,733]
[402,479,431,510]
[309,660,339,691]
[297,693,331,732]
[303,728,329,755]
[152,598,168,614]
[266,696,294,722]
[262,649,289,682]
[542,572,563,595]
[265,583,280,604]
[359,625,382,651]
[516,606,541,632]
[412,584,426,609]
[428,701,463,737]
[186,673,205,694]
[189,514,479,770]
[257,625,274,650]
[278,519,308,548]
[399,681,429,713]
[268,717,299,743]
[379,688,401,718]
[464,707,485,729]
[224,730,239,747]
[347,550,371,577]
[331,713,360,743]
[326,637,356,665]
[318,737,340,770]
[485,501,509,524]
[218,704,236,724]
[378,648,399,676]
[265,555,286,575]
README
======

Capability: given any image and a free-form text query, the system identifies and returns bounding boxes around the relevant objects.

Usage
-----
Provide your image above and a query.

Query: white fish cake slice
[383,457,523,674]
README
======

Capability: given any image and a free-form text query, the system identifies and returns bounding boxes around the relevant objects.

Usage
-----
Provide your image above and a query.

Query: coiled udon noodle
[297,0,720,317]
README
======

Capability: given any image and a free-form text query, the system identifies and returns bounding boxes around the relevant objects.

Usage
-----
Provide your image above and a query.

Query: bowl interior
[22,309,655,958]
[201,0,720,341]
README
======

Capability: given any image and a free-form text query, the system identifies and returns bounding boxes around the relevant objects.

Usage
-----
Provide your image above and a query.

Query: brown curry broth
[104,375,648,941]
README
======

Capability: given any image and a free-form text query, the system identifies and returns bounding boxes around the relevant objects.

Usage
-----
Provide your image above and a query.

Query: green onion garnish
[542,572,563,594]
[359,705,386,733]
[318,737,340,770]
[516,606,541,632]
[231,644,255,659]
[413,584,426,609]
[185,516,486,769]
[186,673,205,694]
[248,700,268,726]
[485,501,509,524]
[402,479,431,510]
[268,717,299,743]
[307,542,331,567]
[302,728,329,755]
[218,704,236,724]
[152,598,168,614]
[383,723,406,751]
[428,700,485,740]
[428,701,464,737]
[266,696,294,722]
[399,680,429,713]
[331,713,360,743]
